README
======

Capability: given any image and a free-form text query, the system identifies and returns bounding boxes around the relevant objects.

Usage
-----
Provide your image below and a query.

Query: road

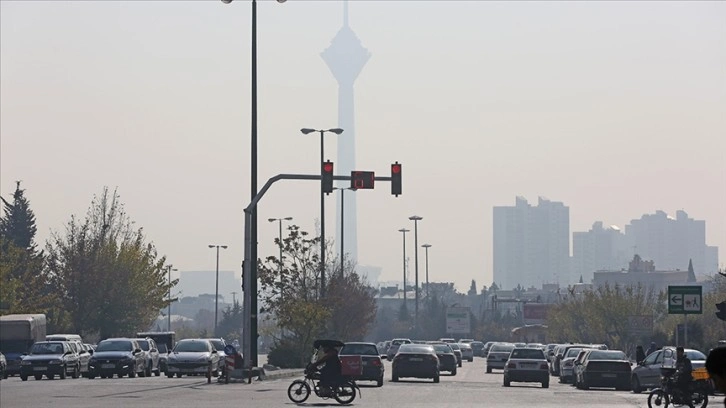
[0,356,655,408]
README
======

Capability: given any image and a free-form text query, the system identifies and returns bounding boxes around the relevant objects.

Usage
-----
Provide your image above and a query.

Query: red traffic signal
[391,162,402,196]
[322,161,334,194]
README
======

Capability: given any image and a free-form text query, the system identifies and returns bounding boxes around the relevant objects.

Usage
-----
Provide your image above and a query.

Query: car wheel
[166,372,174,378]
[486,367,492,373]
[100,374,107,379]
[542,381,549,388]
[34,374,43,381]
[154,367,161,377]
[391,371,398,382]
[88,374,96,379]
[433,375,440,383]
[376,377,383,387]
[128,364,137,378]
[468,358,473,363]
[581,379,589,390]
[72,364,80,379]
[20,375,28,381]
[504,377,510,387]
[631,376,642,394]
[47,374,55,380]
[458,361,462,368]
[451,367,457,376]
[59,365,67,379]
[145,363,152,378]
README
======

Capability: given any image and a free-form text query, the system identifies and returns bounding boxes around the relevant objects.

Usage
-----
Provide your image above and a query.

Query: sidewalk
[219,367,304,383]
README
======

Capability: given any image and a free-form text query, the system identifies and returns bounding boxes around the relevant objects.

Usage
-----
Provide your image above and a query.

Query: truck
[0,314,47,377]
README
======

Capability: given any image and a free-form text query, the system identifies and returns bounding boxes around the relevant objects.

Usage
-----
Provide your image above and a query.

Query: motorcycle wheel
[647,389,670,408]
[287,380,311,403]
[334,381,356,405]
[692,391,708,408]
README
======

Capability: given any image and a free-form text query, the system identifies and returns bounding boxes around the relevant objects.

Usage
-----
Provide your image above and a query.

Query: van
[46,334,83,343]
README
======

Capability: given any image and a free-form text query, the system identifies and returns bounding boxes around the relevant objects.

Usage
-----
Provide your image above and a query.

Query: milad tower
[321,0,370,266]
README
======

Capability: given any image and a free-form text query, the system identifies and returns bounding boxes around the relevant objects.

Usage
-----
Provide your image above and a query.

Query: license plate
[409,358,423,361]
[102,364,115,369]
[33,367,47,371]
[521,363,537,368]
[602,373,616,378]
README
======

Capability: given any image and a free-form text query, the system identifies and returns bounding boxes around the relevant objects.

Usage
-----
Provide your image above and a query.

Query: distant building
[572,221,630,283]
[493,196,570,289]
[625,210,719,278]
[176,270,240,301]
[592,255,690,294]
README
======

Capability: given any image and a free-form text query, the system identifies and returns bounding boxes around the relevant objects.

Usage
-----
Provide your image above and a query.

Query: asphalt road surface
[0,356,657,408]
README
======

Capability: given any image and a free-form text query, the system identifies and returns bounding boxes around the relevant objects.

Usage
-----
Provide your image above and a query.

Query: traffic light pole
[242,173,393,374]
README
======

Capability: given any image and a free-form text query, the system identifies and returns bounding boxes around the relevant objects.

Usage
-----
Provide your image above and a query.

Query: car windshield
[491,344,515,352]
[510,348,545,359]
[398,345,433,354]
[158,344,168,354]
[458,343,471,349]
[136,340,150,351]
[340,344,378,355]
[174,341,209,353]
[392,339,410,346]
[208,340,225,351]
[685,350,706,360]
[566,348,584,358]
[588,350,627,360]
[449,344,460,351]
[30,342,64,355]
[433,345,453,353]
[97,340,133,352]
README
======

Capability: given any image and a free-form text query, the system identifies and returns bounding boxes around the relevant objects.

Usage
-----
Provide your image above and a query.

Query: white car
[457,343,474,362]
[503,347,550,388]
[486,343,515,373]
[166,339,220,378]
[559,347,587,384]
[386,339,412,361]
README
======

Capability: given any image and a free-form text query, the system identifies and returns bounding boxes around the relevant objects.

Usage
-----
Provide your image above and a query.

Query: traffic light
[322,161,334,194]
[717,301,726,321]
[391,162,402,196]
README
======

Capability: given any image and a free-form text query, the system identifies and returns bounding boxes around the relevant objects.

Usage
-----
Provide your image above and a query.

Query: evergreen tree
[468,280,477,296]
[0,181,38,251]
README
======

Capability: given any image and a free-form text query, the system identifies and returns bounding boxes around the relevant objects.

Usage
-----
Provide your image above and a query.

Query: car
[552,344,590,376]
[470,341,485,357]
[458,339,474,344]
[559,347,587,383]
[458,343,474,362]
[487,343,515,373]
[503,347,549,388]
[391,344,440,383]
[158,343,170,373]
[166,339,219,378]
[545,343,559,363]
[0,351,6,379]
[631,347,707,393]
[572,349,594,388]
[430,343,457,375]
[19,341,81,380]
[76,343,93,377]
[88,338,146,379]
[483,341,496,356]
[386,338,412,361]
[205,338,227,376]
[134,338,161,377]
[448,343,463,367]
[576,349,631,391]
[339,342,385,387]
[439,338,456,344]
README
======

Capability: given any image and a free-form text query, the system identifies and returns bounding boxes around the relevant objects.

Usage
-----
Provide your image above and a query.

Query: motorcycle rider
[674,346,694,407]
[308,344,342,397]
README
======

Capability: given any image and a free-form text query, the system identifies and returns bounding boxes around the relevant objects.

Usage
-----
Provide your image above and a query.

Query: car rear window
[398,345,434,354]
[341,344,378,355]
[510,348,545,359]
[491,344,515,352]
[433,344,453,353]
[588,350,626,360]
[566,348,583,358]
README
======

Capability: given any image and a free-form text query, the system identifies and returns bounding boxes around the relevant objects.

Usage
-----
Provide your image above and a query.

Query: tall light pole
[398,228,410,305]
[168,267,178,331]
[208,244,228,337]
[221,0,286,370]
[421,244,431,299]
[409,215,423,325]
[333,187,354,279]
[268,217,292,295]
[301,127,344,297]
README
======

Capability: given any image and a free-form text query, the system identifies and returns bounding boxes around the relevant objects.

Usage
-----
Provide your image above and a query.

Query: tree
[45,187,174,339]
[217,301,243,342]
[0,181,38,251]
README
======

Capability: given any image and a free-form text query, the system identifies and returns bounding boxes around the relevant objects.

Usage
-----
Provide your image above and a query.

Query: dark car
[471,341,485,357]
[431,343,457,375]
[19,341,80,381]
[134,338,160,377]
[577,350,631,391]
[158,343,170,373]
[391,344,440,383]
[88,338,146,379]
[339,342,385,387]
[448,343,463,367]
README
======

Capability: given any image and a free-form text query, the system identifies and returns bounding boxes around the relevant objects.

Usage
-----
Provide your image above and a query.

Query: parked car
[483,341,496,357]
[205,338,227,376]
[77,343,93,377]
[0,351,6,379]
[559,347,586,383]
[576,350,631,391]
[88,338,146,379]
[572,349,594,388]
[158,343,170,373]
[391,344,440,383]
[134,338,161,377]
[458,339,474,344]
[448,343,463,367]
[487,343,515,373]
[458,343,474,362]
[339,342,384,387]
[471,341,485,357]
[503,347,549,388]
[545,344,559,363]
[552,344,590,376]
[430,343,457,375]
[386,338,412,361]
[631,347,706,393]
[166,339,219,378]
[19,341,80,381]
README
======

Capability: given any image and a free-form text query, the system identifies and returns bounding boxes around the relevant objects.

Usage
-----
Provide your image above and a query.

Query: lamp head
[409,215,423,221]
[284,217,293,221]
[222,246,228,249]
[208,245,215,248]
[300,128,316,135]
[221,0,233,4]
[328,128,344,135]
[422,244,432,248]
[268,218,277,222]
[398,228,410,233]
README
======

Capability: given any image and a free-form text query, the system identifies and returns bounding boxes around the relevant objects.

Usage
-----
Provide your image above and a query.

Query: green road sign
[668,285,702,315]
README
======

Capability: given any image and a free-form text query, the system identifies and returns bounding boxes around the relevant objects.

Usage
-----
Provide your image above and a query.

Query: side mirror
[134,349,142,354]
[151,349,157,353]
[211,349,218,354]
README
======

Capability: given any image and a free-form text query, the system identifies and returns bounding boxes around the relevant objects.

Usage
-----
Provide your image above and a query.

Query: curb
[219,368,305,384]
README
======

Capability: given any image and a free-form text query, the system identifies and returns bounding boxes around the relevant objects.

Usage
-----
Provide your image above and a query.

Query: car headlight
[197,356,208,362]
[21,360,31,366]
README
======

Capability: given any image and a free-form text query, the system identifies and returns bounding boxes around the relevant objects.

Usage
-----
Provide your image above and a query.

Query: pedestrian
[635,345,646,364]
[705,347,726,408]
[646,342,657,357]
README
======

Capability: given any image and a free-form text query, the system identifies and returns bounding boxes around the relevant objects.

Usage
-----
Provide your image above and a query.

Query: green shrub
[267,338,308,368]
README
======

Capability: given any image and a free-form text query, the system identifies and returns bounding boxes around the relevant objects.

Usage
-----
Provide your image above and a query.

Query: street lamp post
[268,217,292,296]
[208,244,228,337]
[168,267,178,331]
[409,215,423,325]
[301,127,344,297]
[333,187,353,279]
[421,244,431,299]
[398,228,410,305]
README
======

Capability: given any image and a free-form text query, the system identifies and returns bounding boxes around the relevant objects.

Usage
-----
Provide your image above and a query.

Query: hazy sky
[2,1,724,293]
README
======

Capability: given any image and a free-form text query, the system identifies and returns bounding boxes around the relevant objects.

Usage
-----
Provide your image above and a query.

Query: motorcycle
[286,339,361,405]
[647,369,709,408]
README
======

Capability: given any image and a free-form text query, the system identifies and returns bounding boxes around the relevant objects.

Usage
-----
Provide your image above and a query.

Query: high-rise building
[572,221,630,283]
[625,210,719,277]
[321,0,370,263]
[493,197,570,290]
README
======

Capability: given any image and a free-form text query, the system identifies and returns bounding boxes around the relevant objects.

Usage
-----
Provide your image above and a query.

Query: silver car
[166,339,220,379]
[486,343,515,373]
[457,343,474,362]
